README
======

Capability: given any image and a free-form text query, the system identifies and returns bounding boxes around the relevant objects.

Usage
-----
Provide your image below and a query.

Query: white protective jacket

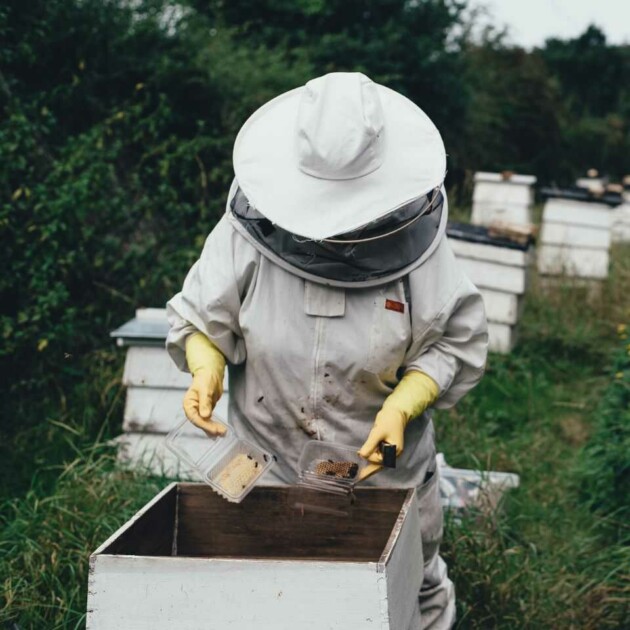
[166,187,488,489]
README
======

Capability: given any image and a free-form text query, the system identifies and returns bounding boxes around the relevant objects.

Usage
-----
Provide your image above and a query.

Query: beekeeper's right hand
[183,332,227,436]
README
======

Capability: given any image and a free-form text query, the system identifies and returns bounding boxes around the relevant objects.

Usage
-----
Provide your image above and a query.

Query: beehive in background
[471,171,536,227]
[611,179,630,243]
[87,483,424,630]
[611,203,630,243]
[447,223,533,354]
[110,308,229,475]
[575,173,629,244]
[537,190,614,280]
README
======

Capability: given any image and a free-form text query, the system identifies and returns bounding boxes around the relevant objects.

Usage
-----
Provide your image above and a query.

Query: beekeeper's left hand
[358,407,406,466]
[357,370,440,479]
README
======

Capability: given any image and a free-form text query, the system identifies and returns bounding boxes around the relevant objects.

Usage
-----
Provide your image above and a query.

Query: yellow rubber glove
[358,370,439,481]
[183,332,227,436]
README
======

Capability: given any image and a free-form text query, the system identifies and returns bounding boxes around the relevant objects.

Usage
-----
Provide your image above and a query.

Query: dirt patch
[559,415,590,447]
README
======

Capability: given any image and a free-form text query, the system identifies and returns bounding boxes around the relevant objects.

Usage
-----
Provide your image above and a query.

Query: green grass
[1,246,629,628]
[435,243,630,628]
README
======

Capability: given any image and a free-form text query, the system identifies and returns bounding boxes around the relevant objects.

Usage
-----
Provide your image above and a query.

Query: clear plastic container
[296,440,367,495]
[165,416,275,503]
[437,453,520,512]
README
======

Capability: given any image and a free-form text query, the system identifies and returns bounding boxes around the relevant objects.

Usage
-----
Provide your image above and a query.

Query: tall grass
[436,244,630,628]
[1,447,163,628]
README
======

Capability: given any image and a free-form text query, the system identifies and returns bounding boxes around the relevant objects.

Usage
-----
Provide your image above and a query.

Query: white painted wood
[457,257,527,294]
[475,171,536,186]
[543,198,612,229]
[471,204,531,228]
[478,289,522,325]
[135,307,168,321]
[487,322,517,354]
[537,244,610,279]
[383,492,424,630]
[87,486,423,629]
[540,222,611,249]
[449,238,531,267]
[123,387,230,435]
[88,556,387,629]
[122,346,229,392]
[612,205,630,243]
[473,184,534,207]
[471,172,535,227]
[123,346,191,389]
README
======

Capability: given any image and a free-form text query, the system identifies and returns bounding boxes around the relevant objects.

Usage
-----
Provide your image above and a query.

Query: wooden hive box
[447,223,533,354]
[87,483,424,629]
[611,202,630,243]
[537,197,612,280]
[471,171,536,228]
[111,309,230,475]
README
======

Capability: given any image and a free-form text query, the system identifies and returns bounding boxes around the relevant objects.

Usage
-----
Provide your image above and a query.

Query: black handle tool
[379,442,397,468]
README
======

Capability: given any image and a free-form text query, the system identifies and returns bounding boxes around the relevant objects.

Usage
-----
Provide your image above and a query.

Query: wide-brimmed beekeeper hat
[233,72,446,241]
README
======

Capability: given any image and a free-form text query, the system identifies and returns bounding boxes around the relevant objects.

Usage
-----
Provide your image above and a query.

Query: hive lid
[110,308,170,347]
[540,186,622,208]
[447,222,531,251]
[165,416,275,503]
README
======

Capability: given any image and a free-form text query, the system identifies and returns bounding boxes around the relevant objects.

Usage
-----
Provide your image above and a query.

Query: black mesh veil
[230,187,444,284]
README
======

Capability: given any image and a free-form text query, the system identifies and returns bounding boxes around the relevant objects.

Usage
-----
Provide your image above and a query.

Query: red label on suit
[385,299,405,313]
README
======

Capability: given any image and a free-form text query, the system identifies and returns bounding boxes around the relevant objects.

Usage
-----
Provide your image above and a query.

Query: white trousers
[412,467,456,630]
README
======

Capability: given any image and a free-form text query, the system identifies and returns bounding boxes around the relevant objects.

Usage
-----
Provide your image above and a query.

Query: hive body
[87,484,424,629]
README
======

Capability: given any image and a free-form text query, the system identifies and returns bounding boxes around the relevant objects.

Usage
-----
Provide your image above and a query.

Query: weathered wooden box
[471,171,536,227]
[87,483,423,629]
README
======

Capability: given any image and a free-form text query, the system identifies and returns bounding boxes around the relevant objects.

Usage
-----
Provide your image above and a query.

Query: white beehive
[447,223,533,354]
[611,202,630,243]
[471,171,536,227]
[111,309,229,475]
[87,483,424,629]
[537,196,612,280]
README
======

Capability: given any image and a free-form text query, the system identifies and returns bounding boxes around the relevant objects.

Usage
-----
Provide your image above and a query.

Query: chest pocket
[364,280,412,378]
[304,280,346,317]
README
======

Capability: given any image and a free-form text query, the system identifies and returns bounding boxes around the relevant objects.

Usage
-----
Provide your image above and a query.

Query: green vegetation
[1,1,629,627]
[436,244,630,628]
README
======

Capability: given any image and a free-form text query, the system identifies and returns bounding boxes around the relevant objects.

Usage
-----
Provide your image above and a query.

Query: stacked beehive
[537,190,613,281]
[471,171,537,228]
[447,224,532,354]
[111,308,229,475]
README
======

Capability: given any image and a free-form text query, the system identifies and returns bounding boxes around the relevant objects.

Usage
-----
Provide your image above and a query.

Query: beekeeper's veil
[228,72,448,288]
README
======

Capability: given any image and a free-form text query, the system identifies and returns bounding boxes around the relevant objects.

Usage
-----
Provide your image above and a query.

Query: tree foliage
[0,0,628,495]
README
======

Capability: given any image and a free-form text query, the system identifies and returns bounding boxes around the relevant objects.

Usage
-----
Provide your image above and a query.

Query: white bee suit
[166,188,488,630]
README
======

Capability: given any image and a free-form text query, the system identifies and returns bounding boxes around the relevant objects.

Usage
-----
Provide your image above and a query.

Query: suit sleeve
[403,238,488,409]
[165,215,259,372]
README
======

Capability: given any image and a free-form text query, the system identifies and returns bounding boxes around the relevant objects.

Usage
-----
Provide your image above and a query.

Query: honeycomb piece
[314,460,359,479]
[215,453,261,496]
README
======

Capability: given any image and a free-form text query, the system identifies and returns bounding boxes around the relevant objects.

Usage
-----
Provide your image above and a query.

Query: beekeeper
[166,72,488,629]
